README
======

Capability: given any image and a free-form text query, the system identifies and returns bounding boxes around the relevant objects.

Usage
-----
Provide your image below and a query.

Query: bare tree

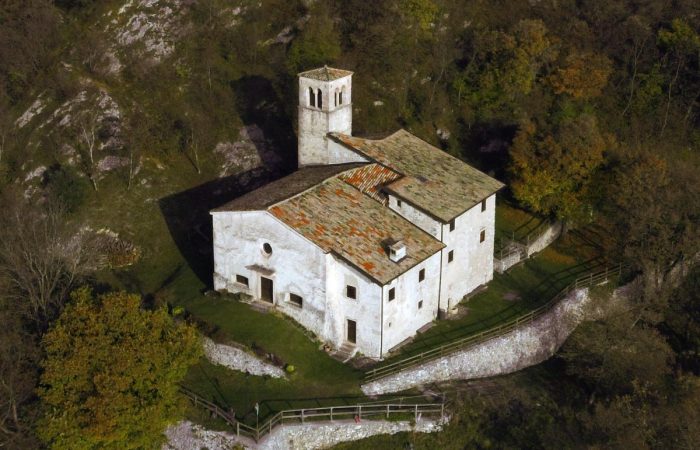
[77,113,100,192]
[0,193,98,330]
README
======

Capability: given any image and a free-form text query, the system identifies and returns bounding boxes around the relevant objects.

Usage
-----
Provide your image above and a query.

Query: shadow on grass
[158,168,277,287]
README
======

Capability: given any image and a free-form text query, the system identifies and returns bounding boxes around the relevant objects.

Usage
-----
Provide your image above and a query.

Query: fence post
[330,407,333,421]
[386,404,390,418]
[301,409,304,424]
[358,405,362,419]
[414,404,418,420]
[236,422,239,437]
[269,420,272,435]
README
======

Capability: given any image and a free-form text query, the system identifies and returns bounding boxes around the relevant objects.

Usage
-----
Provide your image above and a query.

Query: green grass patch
[495,199,547,246]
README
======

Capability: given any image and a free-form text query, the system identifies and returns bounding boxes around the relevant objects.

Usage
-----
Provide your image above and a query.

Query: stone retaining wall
[362,287,590,395]
[164,418,445,450]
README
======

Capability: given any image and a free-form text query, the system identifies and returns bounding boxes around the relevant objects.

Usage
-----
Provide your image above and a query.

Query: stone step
[249,301,273,314]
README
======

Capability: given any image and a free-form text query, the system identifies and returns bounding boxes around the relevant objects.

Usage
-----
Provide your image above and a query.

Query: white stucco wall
[387,195,442,238]
[297,75,354,167]
[381,252,441,354]
[212,211,329,340]
[388,194,496,313]
[326,254,383,357]
[439,194,496,312]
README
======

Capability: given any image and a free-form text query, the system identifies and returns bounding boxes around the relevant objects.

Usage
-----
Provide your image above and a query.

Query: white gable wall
[387,193,497,314]
[381,252,441,354]
[326,255,383,358]
[211,211,329,338]
[439,194,496,312]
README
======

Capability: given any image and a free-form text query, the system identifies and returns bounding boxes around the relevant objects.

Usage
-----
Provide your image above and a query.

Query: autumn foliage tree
[509,113,610,224]
[37,288,201,450]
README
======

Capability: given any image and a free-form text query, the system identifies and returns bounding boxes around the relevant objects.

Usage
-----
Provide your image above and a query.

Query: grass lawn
[380,228,607,363]
[495,199,548,247]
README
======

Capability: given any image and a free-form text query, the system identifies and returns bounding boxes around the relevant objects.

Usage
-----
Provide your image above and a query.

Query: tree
[509,113,610,224]
[453,19,558,123]
[286,3,341,75]
[37,288,201,450]
[605,147,700,295]
[0,192,97,331]
[657,19,700,135]
[549,51,612,99]
[0,302,41,449]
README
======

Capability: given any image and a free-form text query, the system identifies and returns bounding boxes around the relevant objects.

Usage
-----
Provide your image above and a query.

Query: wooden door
[260,277,274,303]
[347,319,357,344]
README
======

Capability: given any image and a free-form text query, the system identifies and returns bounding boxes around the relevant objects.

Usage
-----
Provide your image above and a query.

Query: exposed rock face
[203,337,286,378]
[362,288,592,395]
[213,125,282,176]
[104,0,191,71]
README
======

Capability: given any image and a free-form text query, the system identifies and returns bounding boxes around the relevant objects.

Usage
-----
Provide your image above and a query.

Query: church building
[211,67,504,359]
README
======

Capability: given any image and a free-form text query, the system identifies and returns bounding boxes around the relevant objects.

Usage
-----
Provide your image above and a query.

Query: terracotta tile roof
[298,66,353,81]
[269,177,444,284]
[329,130,505,222]
[337,163,401,205]
[211,164,365,212]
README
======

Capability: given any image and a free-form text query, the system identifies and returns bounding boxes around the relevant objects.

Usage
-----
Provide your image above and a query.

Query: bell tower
[297,66,353,167]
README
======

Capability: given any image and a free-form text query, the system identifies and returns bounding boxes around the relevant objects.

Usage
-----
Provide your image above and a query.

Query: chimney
[388,240,407,262]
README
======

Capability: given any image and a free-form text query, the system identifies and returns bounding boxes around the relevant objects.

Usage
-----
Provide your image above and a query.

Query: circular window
[262,243,273,255]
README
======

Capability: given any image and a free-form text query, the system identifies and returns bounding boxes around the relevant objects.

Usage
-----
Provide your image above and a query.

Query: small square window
[289,293,303,307]
[388,288,395,301]
[449,219,455,232]
[481,199,487,212]
[397,199,402,207]
[346,285,357,299]
[448,250,454,263]
[418,300,423,309]
[418,268,425,282]
[480,229,486,243]
[236,274,249,287]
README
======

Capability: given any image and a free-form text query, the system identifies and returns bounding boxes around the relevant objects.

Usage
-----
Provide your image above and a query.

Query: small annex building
[211,67,504,359]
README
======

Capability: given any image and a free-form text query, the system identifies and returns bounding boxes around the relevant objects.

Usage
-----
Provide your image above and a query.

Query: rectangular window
[481,199,487,212]
[235,274,249,287]
[418,300,423,309]
[448,250,454,263]
[289,293,303,308]
[480,229,486,243]
[397,199,402,207]
[449,219,455,232]
[346,285,357,299]
[418,268,425,282]
[388,287,395,301]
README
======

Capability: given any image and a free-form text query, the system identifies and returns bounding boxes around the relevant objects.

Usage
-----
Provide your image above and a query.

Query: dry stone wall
[203,337,286,378]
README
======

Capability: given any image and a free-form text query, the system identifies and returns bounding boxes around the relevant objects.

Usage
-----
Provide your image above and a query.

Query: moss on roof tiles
[211,164,365,212]
[269,177,444,285]
[298,66,353,81]
[329,130,505,222]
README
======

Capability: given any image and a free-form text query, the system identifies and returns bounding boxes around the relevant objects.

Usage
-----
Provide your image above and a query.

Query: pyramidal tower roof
[298,66,353,81]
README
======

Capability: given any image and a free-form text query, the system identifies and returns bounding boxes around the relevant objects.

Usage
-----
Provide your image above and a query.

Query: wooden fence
[364,264,624,383]
[180,386,446,443]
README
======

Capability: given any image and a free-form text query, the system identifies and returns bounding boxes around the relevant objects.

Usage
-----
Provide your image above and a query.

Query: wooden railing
[180,386,446,443]
[364,264,624,383]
